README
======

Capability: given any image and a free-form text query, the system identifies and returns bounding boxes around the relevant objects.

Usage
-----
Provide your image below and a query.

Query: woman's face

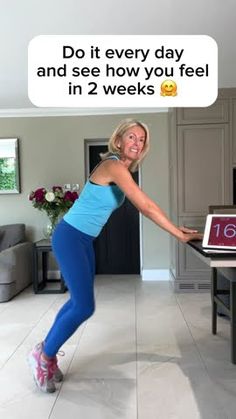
[117,125,146,166]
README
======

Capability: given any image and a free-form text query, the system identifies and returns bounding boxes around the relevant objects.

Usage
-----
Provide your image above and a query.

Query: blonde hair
[101,119,150,172]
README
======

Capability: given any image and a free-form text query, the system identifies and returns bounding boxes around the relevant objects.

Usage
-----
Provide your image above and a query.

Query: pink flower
[72,191,79,201]
[64,191,78,203]
[64,191,73,201]
[34,188,46,202]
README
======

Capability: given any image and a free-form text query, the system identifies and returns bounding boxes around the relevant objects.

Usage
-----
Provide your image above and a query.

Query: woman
[28,118,202,393]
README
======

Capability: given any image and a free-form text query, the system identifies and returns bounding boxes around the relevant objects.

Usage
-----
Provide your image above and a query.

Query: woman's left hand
[178,225,203,242]
[179,226,199,234]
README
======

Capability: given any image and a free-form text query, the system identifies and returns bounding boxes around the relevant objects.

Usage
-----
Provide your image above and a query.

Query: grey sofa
[0,224,33,302]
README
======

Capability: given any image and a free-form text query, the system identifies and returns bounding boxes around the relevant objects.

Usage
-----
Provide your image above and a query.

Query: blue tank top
[64,155,125,237]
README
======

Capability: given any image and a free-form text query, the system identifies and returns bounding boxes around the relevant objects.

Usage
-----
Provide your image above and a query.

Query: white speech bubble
[28,35,218,108]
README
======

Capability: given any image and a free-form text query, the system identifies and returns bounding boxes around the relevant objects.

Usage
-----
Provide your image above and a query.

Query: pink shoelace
[36,358,57,385]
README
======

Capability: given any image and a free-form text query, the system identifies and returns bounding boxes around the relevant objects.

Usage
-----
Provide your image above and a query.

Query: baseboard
[142,269,170,281]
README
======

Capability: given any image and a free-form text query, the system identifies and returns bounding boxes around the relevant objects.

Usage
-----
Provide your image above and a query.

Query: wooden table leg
[33,245,38,293]
[230,281,236,364]
[211,267,217,335]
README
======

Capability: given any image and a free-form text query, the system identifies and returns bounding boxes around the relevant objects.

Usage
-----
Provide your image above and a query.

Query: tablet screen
[208,216,236,247]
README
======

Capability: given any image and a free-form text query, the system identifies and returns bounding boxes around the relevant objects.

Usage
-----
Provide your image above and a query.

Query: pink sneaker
[28,343,56,393]
[52,352,64,383]
[31,342,64,383]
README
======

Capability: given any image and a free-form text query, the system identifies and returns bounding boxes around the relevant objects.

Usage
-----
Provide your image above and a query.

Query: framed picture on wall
[0,138,21,194]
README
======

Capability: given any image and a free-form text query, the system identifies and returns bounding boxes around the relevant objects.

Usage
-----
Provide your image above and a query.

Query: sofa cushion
[0,268,15,284]
[0,224,25,252]
[0,249,15,268]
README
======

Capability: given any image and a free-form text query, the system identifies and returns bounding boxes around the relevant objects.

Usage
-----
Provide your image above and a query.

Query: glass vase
[43,214,60,240]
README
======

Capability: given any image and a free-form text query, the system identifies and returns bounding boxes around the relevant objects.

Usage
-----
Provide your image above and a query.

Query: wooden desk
[188,240,236,364]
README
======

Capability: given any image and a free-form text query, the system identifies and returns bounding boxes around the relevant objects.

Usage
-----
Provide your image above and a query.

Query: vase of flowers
[29,186,79,238]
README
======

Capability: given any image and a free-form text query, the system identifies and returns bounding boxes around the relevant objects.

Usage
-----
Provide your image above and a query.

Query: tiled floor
[0,276,236,419]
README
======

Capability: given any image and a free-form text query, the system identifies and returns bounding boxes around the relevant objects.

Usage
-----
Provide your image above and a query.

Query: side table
[33,239,67,294]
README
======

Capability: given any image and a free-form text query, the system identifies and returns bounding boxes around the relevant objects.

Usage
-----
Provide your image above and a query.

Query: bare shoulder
[89,158,130,184]
[96,158,131,178]
[106,159,133,181]
[103,159,129,173]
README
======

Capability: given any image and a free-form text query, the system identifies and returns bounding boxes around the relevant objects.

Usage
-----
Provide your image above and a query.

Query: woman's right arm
[108,160,202,242]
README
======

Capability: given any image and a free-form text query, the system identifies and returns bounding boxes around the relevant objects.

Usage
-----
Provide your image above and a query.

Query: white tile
[69,352,136,380]
[50,378,137,419]
[90,301,136,327]
[76,322,136,356]
[137,360,226,419]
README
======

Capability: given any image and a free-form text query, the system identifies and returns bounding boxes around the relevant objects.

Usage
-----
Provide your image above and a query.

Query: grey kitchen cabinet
[232,98,236,165]
[169,91,233,291]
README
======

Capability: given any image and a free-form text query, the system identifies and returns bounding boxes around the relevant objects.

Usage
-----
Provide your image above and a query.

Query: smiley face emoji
[160,79,177,96]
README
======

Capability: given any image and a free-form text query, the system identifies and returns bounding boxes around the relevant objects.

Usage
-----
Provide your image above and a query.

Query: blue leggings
[43,219,95,357]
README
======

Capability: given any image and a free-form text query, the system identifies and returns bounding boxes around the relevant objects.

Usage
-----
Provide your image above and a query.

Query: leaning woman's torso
[63,156,125,237]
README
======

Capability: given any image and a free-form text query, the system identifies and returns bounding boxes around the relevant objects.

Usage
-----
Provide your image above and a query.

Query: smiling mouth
[130,148,138,153]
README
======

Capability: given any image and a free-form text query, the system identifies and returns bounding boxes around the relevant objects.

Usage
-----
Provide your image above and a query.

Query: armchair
[0,224,33,302]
